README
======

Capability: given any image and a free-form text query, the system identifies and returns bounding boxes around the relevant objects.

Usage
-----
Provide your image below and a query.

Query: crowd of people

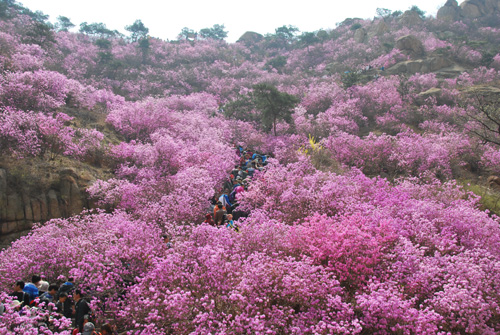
[203,145,268,229]
[5,275,117,335]
[4,146,268,333]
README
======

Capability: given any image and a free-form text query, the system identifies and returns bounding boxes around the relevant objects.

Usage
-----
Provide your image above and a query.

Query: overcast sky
[19,0,446,42]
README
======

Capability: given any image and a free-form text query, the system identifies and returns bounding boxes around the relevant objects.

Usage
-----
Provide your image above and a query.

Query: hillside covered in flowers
[1,0,500,333]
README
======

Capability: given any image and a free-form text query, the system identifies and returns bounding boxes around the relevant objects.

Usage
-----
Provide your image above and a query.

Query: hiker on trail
[162,235,172,249]
[231,165,239,177]
[232,178,241,189]
[204,213,215,226]
[81,321,99,335]
[238,169,248,179]
[226,214,234,228]
[55,292,73,318]
[219,191,232,209]
[223,177,233,193]
[23,276,40,303]
[226,214,240,232]
[100,323,118,335]
[74,290,91,333]
[39,284,59,308]
[214,204,227,226]
[35,276,49,295]
[214,201,226,218]
[247,163,256,178]
[10,280,30,307]
[58,277,74,298]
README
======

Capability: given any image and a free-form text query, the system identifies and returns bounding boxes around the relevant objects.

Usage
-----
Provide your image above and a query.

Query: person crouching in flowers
[225,214,239,232]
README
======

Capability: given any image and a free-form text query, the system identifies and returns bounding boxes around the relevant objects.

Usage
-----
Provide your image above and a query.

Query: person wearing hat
[36,277,50,295]
[9,300,22,311]
[82,322,100,335]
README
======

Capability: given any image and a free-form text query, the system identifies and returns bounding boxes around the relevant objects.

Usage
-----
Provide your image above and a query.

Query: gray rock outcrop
[437,0,461,20]
[399,10,424,27]
[395,35,425,58]
[353,28,367,43]
[237,31,263,45]
[437,0,500,20]
[387,56,453,75]
[0,167,93,249]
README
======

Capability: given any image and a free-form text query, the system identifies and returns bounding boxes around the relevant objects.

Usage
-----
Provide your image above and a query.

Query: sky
[18,0,446,42]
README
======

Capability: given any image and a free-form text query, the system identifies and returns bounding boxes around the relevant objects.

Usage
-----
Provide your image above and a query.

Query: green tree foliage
[265,25,299,50]
[125,19,149,42]
[392,10,403,17]
[138,37,150,64]
[376,8,392,19]
[55,16,74,32]
[79,22,117,38]
[251,83,299,136]
[298,32,319,52]
[178,27,196,41]
[95,38,112,50]
[199,24,228,40]
[0,0,16,19]
[341,71,361,89]
[316,29,329,44]
[22,21,55,48]
[0,1,48,21]
[265,56,287,73]
[350,23,362,31]
[223,94,257,123]
[409,5,426,18]
[275,25,299,40]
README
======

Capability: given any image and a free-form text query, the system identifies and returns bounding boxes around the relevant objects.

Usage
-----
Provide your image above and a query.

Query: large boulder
[429,56,453,71]
[482,0,500,11]
[353,28,367,43]
[60,175,84,216]
[460,0,500,16]
[375,21,389,35]
[437,0,461,20]
[47,189,61,219]
[387,60,425,75]
[487,175,500,189]
[0,168,6,222]
[386,56,452,75]
[237,31,263,45]
[396,35,425,58]
[460,0,483,17]
[416,88,455,106]
[6,194,24,221]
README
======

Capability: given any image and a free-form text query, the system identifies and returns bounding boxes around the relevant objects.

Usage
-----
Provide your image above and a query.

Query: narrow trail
[204,146,268,229]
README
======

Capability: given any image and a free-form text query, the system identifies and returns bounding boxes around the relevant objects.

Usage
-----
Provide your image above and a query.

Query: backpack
[57,283,74,299]
[228,190,237,203]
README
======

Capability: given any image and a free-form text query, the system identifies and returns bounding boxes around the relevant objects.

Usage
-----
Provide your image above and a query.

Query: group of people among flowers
[4,146,268,334]
[204,145,267,230]
[6,275,117,335]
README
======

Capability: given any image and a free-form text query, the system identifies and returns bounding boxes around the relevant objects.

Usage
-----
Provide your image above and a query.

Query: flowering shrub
[0,293,72,334]
[0,109,103,159]
[0,3,500,334]
[0,70,71,112]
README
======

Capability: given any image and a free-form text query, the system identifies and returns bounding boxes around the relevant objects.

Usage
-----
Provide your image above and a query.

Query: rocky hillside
[1,1,500,332]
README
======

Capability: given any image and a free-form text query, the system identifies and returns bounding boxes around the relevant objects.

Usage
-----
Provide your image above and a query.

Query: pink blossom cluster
[1,4,500,334]
[4,156,500,333]
[323,129,476,178]
[0,109,103,159]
